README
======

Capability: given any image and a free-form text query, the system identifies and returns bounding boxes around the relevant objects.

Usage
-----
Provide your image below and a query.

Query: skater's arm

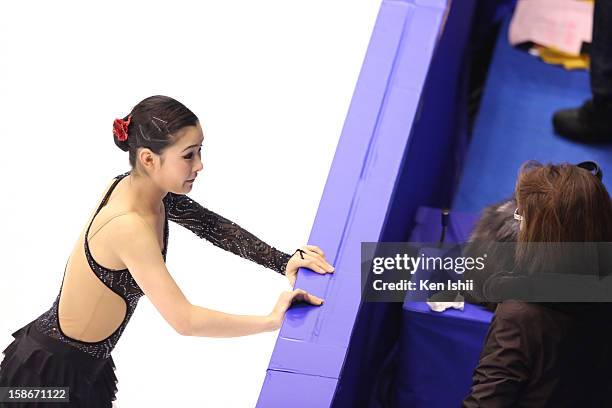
[111,214,323,337]
[163,192,292,274]
[185,288,323,337]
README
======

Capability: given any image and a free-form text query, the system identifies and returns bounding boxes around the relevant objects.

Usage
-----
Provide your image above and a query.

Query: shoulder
[163,191,192,204]
[116,170,131,180]
[495,301,543,318]
[95,172,129,205]
[489,302,555,353]
[163,192,205,212]
[487,302,543,341]
[109,212,152,235]
[493,302,550,330]
[163,192,175,205]
[107,212,159,252]
[495,301,574,325]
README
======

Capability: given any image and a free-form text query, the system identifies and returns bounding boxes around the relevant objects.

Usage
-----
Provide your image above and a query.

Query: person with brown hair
[0,95,334,407]
[463,161,612,407]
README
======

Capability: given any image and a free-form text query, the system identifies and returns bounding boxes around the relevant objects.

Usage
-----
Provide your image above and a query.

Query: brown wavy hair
[514,161,612,273]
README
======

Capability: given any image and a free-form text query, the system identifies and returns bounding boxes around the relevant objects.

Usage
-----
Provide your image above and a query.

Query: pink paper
[509,0,593,55]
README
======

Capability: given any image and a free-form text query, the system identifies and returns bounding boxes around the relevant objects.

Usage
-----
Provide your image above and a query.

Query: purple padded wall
[257,1,449,406]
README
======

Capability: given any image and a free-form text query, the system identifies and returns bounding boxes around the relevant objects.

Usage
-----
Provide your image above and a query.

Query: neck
[125,171,166,216]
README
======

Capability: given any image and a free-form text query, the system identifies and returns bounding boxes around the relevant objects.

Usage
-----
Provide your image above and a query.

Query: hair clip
[576,161,603,180]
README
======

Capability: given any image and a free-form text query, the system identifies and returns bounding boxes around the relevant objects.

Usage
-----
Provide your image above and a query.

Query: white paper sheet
[509,0,593,55]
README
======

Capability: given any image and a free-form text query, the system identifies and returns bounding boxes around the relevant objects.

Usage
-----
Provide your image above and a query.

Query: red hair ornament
[113,115,132,142]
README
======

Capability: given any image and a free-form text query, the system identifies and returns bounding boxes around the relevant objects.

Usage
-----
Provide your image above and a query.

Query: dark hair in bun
[114,133,130,152]
[113,95,199,170]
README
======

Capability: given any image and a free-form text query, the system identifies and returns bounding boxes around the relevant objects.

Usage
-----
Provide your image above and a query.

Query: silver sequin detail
[164,192,290,273]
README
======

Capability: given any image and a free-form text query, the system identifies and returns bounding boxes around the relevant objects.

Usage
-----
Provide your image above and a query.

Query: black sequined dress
[0,171,291,407]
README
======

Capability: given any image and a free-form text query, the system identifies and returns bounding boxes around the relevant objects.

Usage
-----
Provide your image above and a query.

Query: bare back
[58,175,166,342]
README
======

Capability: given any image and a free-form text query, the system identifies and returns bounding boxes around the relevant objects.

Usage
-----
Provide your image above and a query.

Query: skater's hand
[285,245,334,286]
[268,289,324,330]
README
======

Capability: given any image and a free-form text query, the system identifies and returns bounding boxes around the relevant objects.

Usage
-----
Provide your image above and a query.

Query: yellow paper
[534,44,590,70]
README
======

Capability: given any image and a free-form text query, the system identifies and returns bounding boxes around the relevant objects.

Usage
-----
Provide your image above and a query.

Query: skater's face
[160,122,204,193]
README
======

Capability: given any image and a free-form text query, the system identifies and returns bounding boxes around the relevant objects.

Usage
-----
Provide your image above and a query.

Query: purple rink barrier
[257,0,480,406]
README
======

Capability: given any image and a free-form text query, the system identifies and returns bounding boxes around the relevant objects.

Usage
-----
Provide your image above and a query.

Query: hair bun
[113,115,132,152]
[113,134,130,152]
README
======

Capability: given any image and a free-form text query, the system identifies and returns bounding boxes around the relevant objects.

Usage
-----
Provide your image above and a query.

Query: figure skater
[0,95,333,407]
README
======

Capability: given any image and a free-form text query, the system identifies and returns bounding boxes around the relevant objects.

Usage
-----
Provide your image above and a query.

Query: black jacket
[463,301,612,408]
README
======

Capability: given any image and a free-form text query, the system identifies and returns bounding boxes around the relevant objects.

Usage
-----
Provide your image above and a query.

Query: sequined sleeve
[163,192,291,275]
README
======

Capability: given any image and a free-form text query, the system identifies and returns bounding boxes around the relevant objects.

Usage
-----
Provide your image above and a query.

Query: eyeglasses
[514,208,524,222]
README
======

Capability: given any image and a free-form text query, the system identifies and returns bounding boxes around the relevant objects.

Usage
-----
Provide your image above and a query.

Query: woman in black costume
[0,95,333,407]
